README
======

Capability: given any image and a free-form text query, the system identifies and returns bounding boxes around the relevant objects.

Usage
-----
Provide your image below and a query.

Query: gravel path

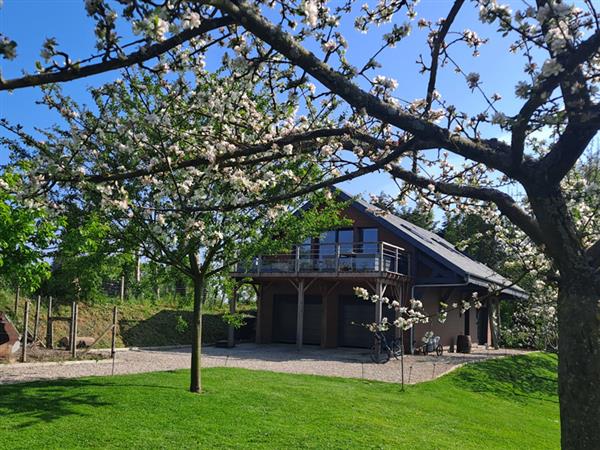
[0,344,528,385]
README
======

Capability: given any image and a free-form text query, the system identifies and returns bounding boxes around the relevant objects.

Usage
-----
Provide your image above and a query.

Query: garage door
[338,296,396,348]
[338,296,374,348]
[272,295,322,345]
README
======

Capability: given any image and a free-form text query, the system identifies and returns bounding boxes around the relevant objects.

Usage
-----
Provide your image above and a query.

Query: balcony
[234,241,411,278]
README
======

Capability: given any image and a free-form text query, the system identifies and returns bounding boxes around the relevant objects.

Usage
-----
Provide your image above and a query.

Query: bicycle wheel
[370,343,390,364]
[436,344,444,357]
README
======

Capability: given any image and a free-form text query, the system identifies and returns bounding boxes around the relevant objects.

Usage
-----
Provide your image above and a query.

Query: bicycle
[370,329,403,364]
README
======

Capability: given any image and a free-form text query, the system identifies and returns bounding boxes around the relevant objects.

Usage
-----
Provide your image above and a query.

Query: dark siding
[272,295,322,344]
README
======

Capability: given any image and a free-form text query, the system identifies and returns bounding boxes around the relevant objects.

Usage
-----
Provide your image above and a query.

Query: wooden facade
[233,193,525,351]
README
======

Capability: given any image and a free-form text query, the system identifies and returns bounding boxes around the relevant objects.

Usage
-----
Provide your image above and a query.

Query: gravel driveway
[0,343,527,385]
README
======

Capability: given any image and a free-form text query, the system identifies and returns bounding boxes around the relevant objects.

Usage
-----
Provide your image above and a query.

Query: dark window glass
[319,231,336,256]
[298,237,312,257]
[338,229,354,253]
[359,228,378,253]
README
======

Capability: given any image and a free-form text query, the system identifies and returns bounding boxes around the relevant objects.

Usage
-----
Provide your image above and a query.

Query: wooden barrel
[456,334,472,353]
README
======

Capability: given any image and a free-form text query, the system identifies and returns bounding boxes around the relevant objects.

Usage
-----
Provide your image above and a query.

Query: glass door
[358,228,378,271]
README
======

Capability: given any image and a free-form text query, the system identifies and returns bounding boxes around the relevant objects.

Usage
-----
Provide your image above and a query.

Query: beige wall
[412,287,485,348]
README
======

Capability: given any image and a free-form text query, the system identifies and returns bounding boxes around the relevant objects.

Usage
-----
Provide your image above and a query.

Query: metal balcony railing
[236,241,410,276]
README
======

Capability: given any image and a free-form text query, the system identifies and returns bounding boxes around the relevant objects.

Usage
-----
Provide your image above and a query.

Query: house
[232,190,527,351]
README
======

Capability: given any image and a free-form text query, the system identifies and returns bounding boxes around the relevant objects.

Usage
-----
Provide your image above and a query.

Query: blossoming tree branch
[0,0,599,448]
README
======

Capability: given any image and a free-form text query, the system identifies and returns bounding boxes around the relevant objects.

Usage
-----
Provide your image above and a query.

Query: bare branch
[387,164,546,246]
[0,17,234,91]
[510,29,600,166]
[424,0,465,114]
[536,104,600,184]
[210,0,517,177]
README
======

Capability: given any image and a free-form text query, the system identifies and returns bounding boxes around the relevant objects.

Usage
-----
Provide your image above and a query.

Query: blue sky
[0,0,538,200]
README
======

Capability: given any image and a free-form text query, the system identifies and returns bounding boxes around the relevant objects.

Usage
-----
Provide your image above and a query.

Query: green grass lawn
[0,353,559,449]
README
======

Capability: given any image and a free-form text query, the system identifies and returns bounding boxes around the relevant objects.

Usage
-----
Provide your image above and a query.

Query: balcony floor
[231,270,409,281]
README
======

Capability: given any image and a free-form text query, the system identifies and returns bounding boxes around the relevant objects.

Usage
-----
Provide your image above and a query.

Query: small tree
[7,71,346,393]
[0,171,58,300]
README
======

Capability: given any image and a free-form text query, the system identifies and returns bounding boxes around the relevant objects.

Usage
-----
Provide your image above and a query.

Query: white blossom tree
[1,0,599,446]
[2,70,346,393]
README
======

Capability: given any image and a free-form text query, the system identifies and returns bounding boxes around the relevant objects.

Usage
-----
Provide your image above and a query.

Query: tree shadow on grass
[0,378,112,429]
[449,353,558,404]
[119,309,230,347]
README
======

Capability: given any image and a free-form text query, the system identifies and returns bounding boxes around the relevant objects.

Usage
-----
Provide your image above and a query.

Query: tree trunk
[556,271,600,449]
[190,274,204,393]
[528,188,600,449]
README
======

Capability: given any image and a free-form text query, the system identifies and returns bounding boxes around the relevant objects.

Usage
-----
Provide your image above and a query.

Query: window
[298,237,312,257]
[359,228,378,253]
[316,229,355,255]
[338,229,354,253]
[319,231,336,257]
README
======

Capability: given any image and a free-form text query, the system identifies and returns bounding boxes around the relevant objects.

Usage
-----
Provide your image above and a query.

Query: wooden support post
[13,285,20,317]
[496,299,501,348]
[255,284,263,344]
[46,296,54,349]
[227,285,238,348]
[21,301,30,362]
[375,280,383,324]
[375,280,383,360]
[111,306,118,359]
[71,303,78,358]
[33,295,41,341]
[296,279,305,350]
[120,275,125,301]
[321,289,328,348]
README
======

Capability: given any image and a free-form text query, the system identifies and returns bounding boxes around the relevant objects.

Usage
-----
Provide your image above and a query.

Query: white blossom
[182,10,201,30]
[541,58,564,78]
[303,0,319,28]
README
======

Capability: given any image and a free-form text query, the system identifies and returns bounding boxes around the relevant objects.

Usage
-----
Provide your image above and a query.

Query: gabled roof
[336,190,528,299]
